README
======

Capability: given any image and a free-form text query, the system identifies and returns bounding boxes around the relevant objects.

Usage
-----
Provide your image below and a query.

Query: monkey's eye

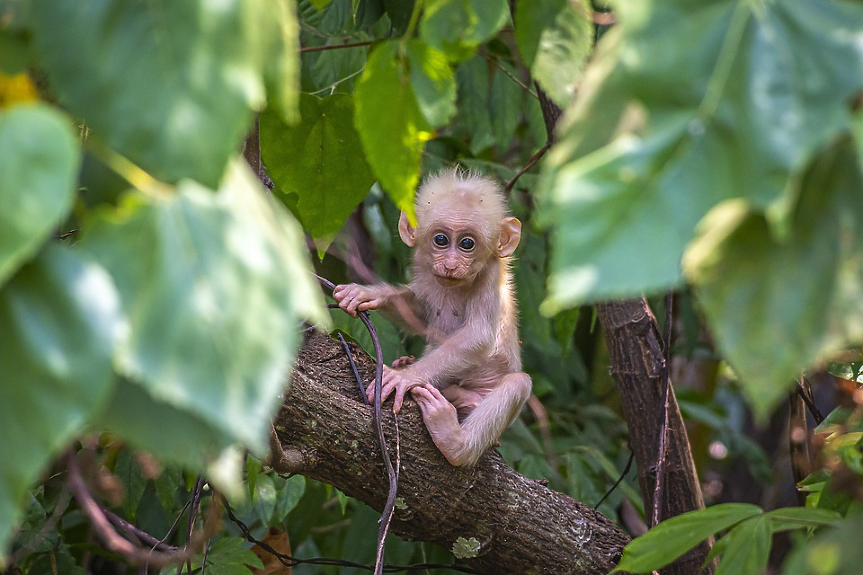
[433,234,449,247]
[459,237,476,251]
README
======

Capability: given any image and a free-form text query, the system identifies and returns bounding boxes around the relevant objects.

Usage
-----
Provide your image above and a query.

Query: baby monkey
[334,168,531,466]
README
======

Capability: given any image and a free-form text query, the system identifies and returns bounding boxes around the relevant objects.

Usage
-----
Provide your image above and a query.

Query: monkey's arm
[332,283,422,327]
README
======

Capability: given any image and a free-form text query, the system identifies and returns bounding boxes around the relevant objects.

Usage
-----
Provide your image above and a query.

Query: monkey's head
[398,169,521,287]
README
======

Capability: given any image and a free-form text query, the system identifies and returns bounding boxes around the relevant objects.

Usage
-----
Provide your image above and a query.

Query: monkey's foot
[411,385,469,466]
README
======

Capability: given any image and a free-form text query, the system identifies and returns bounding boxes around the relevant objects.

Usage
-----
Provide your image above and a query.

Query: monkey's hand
[333,283,386,317]
[365,365,425,413]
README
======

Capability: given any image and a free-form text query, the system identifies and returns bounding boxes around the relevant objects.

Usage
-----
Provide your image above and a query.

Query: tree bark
[272,330,630,575]
[596,300,711,575]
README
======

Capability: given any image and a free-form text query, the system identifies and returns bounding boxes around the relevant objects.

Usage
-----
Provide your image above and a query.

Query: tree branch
[273,330,629,575]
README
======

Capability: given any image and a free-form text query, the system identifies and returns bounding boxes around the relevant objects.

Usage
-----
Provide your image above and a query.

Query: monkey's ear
[398,212,417,247]
[496,217,522,257]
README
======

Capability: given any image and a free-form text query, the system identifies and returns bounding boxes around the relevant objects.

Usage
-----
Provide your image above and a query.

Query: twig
[177,476,205,575]
[595,451,634,509]
[505,143,550,195]
[313,273,398,575]
[478,51,537,98]
[106,511,178,552]
[338,332,370,405]
[300,40,373,53]
[66,452,194,568]
[650,292,674,528]
[796,378,824,424]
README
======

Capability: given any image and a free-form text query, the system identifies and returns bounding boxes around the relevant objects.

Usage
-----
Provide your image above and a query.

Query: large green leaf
[454,56,495,155]
[514,0,592,107]
[79,160,326,453]
[261,93,374,250]
[685,139,863,418]
[540,0,863,310]
[614,503,761,573]
[29,0,272,187]
[783,516,863,575]
[355,41,431,219]
[405,40,456,127]
[713,516,771,575]
[263,0,301,123]
[0,104,78,286]
[0,245,119,552]
[419,0,509,63]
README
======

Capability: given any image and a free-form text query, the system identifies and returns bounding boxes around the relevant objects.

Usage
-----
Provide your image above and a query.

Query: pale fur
[332,168,531,466]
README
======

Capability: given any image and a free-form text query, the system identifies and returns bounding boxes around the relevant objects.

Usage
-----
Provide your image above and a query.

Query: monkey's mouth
[434,275,463,287]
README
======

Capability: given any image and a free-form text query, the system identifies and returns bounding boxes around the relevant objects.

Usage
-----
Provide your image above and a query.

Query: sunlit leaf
[540,0,863,310]
[420,0,509,62]
[0,246,119,550]
[514,0,592,106]
[29,0,272,187]
[261,93,374,251]
[80,160,326,453]
[0,104,78,286]
[355,41,430,220]
[405,40,456,127]
[685,139,863,418]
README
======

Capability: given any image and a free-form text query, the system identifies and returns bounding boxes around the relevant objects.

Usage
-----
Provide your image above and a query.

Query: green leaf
[29,0,271,187]
[405,40,456,127]
[199,537,263,575]
[80,160,326,453]
[355,41,431,219]
[540,0,863,309]
[514,0,592,107]
[0,245,119,551]
[272,474,306,525]
[454,56,495,155]
[489,61,521,151]
[153,466,183,516]
[93,378,237,472]
[714,516,771,575]
[263,0,301,123]
[614,503,762,573]
[765,507,841,532]
[261,93,375,250]
[115,450,146,521]
[420,0,509,62]
[783,516,863,575]
[0,104,79,286]
[685,139,863,418]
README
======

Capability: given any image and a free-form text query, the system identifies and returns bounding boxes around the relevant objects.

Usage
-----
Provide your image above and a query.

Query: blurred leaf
[783,516,863,575]
[261,93,374,251]
[0,245,119,550]
[713,515,770,575]
[383,0,415,35]
[264,0,301,123]
[153,466,183,517]
[0,104,79,286]
[355,41,430,220]
[614,503,762,573]
[405,40,456,127]
[514,0,592,106]
[540,0,863,310]
[80,160,325,453]
[685,140,863,418]
[420,0,509,62]
[29,0,272,187]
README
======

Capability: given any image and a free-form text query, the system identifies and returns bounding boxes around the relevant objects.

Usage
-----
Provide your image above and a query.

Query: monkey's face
[422,226,489,287]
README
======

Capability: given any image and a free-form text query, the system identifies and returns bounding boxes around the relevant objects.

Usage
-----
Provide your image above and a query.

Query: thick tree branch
[273,330,629,575]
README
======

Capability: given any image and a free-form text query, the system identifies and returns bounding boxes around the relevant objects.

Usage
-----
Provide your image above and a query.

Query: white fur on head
[414,167,507,246]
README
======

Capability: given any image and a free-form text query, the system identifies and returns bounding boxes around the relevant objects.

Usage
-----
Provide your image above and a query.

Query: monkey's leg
[414,373,531,466]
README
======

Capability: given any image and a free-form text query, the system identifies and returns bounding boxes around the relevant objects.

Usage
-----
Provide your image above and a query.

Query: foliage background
[0,0,862,573]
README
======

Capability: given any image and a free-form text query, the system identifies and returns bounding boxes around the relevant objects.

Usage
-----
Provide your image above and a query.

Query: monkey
[333,168,531,466]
